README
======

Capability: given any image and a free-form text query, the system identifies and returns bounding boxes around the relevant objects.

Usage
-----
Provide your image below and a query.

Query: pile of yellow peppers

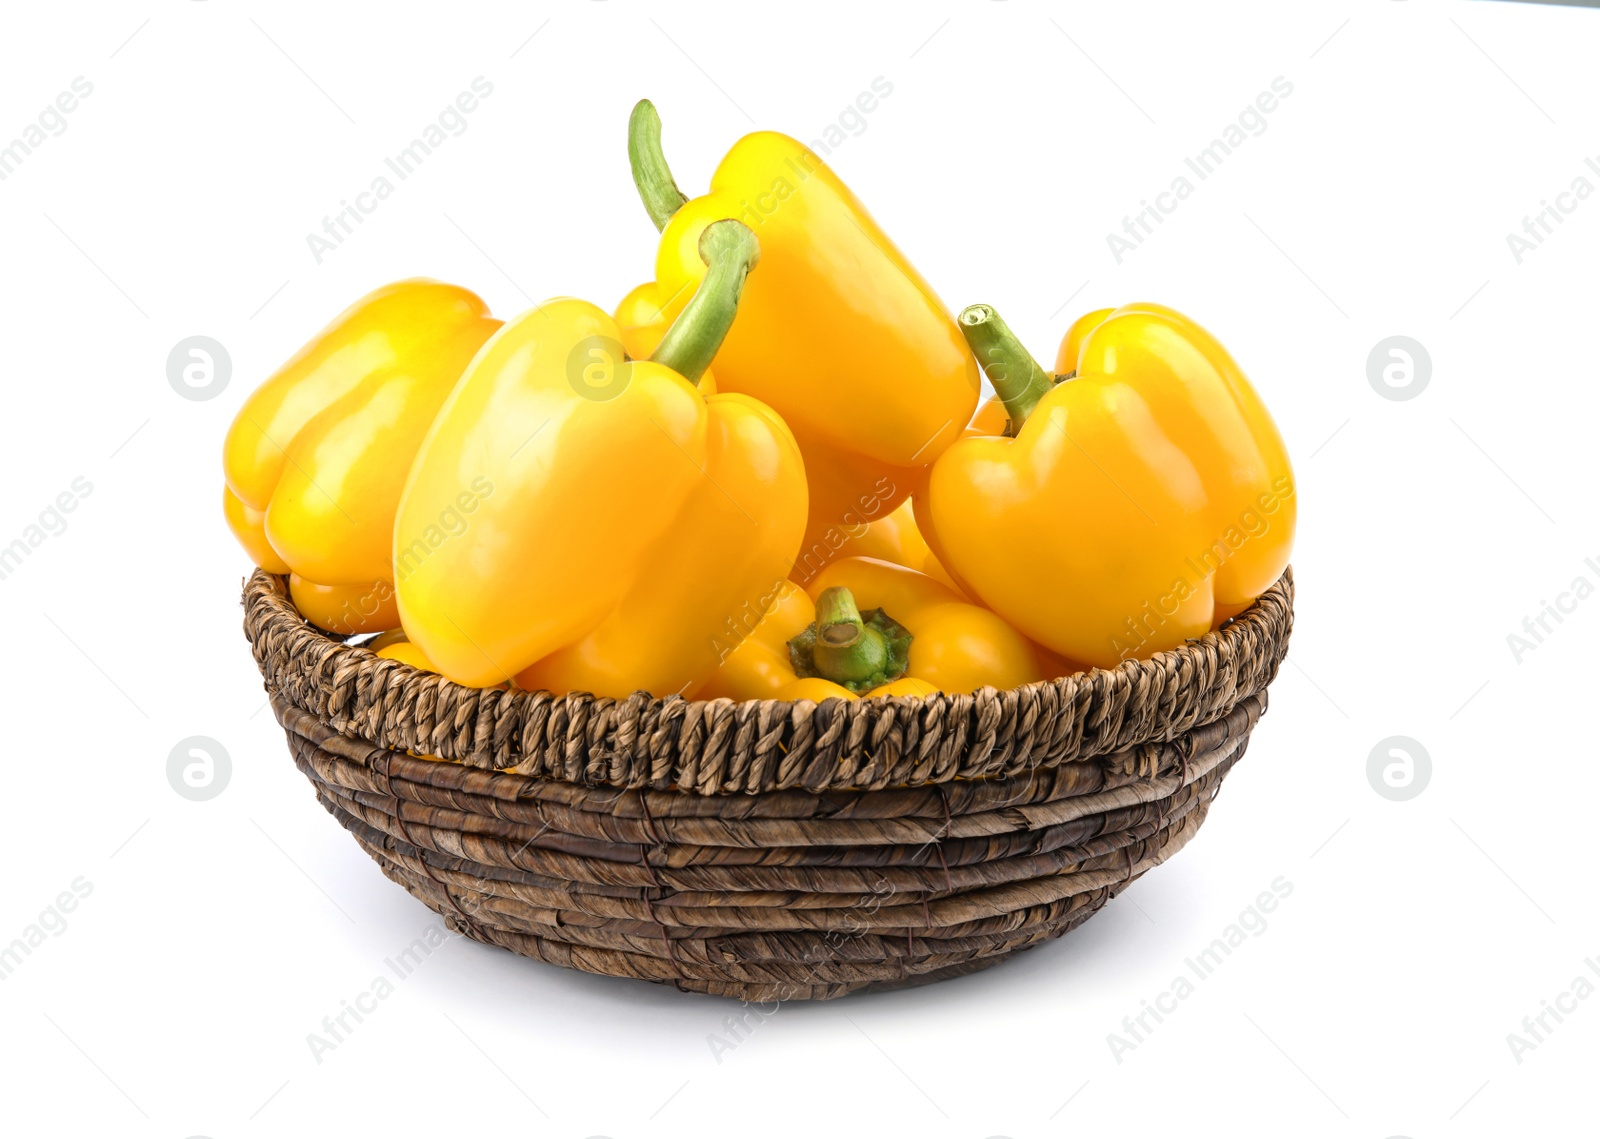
[223,101,1295,702]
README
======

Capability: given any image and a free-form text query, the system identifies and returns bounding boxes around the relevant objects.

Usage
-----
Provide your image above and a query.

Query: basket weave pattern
[244,567,1294,1000]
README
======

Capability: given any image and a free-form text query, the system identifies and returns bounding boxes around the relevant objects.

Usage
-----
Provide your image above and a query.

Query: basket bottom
[352,793,1213,1002]
[277,686,1262,1002]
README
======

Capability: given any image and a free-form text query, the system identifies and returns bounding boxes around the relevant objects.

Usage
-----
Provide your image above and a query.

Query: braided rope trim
[242,567,1293,795]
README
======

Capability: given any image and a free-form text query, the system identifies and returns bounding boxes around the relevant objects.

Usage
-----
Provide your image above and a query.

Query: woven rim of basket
[243,566,1293,795]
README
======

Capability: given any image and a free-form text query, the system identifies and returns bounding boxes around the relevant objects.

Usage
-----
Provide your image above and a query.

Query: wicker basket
[242,567,1293,1001]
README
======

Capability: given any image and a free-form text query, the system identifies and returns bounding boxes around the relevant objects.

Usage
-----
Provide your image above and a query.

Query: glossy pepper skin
[846,500,964,595]
[613,281,717,393]
[222,280,501,633]
[940,305,1119,449]
[697,581,818,701]
[614,280,916,585]
[700,556,1049,702]
[627,100,979,471]
[360,631,517,692]
[289,576,399,635]
[395,221,807,695]
[921,302,1295,669]
[786,434,922,585]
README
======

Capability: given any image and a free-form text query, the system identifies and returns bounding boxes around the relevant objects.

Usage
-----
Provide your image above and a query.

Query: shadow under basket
[243,567,1294,1001]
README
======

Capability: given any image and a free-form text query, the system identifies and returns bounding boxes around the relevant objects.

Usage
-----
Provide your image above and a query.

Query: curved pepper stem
[959,304,1056,436]
[787,587,913,693]
[629,99,689,232]
[651,220,760,386]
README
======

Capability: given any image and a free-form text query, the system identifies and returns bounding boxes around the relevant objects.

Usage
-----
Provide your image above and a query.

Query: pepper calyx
[787,587,913,693]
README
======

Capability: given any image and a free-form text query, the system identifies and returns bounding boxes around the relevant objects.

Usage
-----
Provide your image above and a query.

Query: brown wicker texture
[243,566,1294,1000]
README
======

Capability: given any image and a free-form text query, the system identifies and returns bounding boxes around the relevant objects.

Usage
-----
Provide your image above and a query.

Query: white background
[1,1,1596,1135]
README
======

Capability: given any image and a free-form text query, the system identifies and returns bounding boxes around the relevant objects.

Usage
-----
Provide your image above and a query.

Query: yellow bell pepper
[363,628,410,654]
[614,278,918,587]
[395,221,807,695]
[626,100,979,471]
[700,556,1050,701]
[613,281,716,393]
[222,280,501,633]
[794,262,1095,586]
[376,638,435,672]
[1055,307,1116,376]
[366,630,518,692]
[697,581,816,701]
[899,305,1118,604]
[945,306,1119,446]
[288,576,399,636]
[222,488,290,574]
[920,302,1296,669]
[845,499,964,595]
[785,434,923,586]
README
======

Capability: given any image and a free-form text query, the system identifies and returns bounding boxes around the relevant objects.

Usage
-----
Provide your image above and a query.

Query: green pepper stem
[650,220,760,386]
[629,99,689,232]
[810,588,888,684]
[958,304,1055,435]
[785,588,913,692]
[815,586,867,648]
